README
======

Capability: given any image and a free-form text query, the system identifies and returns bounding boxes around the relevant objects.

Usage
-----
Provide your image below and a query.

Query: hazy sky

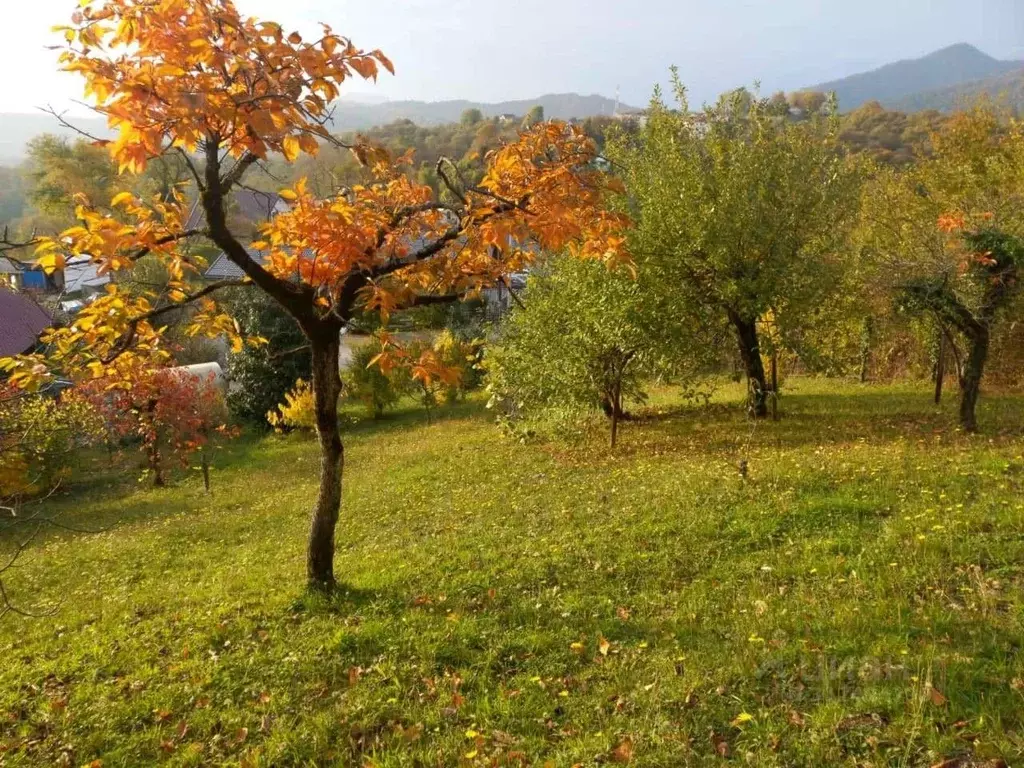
[2,0,1022,114]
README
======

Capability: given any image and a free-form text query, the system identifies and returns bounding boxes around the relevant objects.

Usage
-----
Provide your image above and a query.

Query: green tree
[522,105,545,129]
[487,257,711,448]
[859,107,1024,431]
[24,135,119,226]
[609,76,860,416]
[460,108,483,126]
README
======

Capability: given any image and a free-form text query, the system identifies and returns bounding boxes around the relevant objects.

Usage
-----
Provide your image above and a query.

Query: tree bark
[727,309,768,418]
[933,331,945,405]
[770,352,779,422]
[858,316,873,383]
[307,329,344,590]
[609,377,621,451]
[958,328,988,433]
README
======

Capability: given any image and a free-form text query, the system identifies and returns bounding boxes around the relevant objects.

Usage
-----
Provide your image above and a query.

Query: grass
[1,379,1023,767]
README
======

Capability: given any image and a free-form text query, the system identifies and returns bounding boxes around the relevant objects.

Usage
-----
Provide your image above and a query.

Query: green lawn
[1,380,1023,767]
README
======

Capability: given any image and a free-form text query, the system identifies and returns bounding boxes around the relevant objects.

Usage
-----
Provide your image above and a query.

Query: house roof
[204,247,268,280]
[184,189,286,231]
[0,288,51,357]
[63,256,111,295]
[0,256,23,275]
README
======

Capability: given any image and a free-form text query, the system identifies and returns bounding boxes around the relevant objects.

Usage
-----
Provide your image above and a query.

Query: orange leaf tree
[3,0,627,589]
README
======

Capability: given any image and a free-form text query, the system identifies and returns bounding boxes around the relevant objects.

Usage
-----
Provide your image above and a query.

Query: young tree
[75,367,231,486]
[609,77,859,416]
[859,108,1024,431]
[486,257,711,448]
[0,0,626,589]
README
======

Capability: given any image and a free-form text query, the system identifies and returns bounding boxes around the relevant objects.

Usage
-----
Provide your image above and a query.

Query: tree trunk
[858,316,873,383]
[933,331,945,405]
[609,378,621,451]
[770,352,779,422]
[307,330,344,590]
[201,450,211,493]
[727,309,768,418]
[958,328,989,433]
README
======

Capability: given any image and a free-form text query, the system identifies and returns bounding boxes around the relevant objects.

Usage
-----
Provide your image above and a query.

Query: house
[497,113,518,124]
[0,287,51,357]
[193,190,286,281]
[0,256,22,291]
[186,188,288,242]
[204,246,270,281]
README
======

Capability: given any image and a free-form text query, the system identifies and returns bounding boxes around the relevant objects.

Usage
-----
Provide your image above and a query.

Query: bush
[1,384,105,499]
[267,379,316,431]
[224,289,310,426]
[344,338,402,418]
[74,367,232,487]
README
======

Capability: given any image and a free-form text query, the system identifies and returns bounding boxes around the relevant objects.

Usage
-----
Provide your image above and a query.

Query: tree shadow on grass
[614,386,1024,460]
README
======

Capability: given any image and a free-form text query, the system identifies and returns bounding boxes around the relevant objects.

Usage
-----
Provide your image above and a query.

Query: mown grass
[1,379,1023,767]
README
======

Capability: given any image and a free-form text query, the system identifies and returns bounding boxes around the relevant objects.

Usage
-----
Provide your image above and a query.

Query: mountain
[0,113,111,166]
[888,68,1024,113]
[806,43,1024,112]
[328,93,632,129]
[0,93,631,166]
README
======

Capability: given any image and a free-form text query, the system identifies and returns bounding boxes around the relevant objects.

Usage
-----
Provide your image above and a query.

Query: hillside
[889,67,1024,113]
[0,93,631,165]
[2,381,1023,764]
[808,43,1023,112]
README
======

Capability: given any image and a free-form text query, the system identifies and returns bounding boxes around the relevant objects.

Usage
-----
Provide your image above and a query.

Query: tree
[522,105,545,129]
[608,76,859,416]
[0,0,626,590]
[75,366,231,486]
[460,108,483,126]
[486,257,710,448]
[859,108,1024,431]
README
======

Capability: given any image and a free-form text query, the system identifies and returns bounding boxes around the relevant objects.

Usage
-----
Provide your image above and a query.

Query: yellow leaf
[598,636,610,656]
[281,135,300,162]
[111,192,134,207]
[279,189,298,201]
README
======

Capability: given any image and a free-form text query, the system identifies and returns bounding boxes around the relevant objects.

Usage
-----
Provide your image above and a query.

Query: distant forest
[0,99,976,243]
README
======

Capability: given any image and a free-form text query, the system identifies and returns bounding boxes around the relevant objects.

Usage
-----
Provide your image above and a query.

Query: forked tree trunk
[958,328,989,434]
[727,309,768,418]
[307,329,344,590]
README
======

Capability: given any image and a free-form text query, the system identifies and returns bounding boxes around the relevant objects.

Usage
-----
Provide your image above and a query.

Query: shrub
[75,367,232,486]
[224,289,310,426]
[344,338,402,419]
[1,384,105,499]
[267,379,316,432]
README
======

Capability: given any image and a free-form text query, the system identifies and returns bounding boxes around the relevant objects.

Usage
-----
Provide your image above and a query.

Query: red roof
[0,288,51,357]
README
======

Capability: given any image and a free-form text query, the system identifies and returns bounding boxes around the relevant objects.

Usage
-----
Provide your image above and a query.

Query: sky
[1,0,1022,114]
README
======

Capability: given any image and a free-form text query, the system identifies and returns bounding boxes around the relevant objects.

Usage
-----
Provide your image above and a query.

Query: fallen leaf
[616,606,631,621]
[599,636,611,657]
[611,737,633,763]
[711,732,730,757]
[929,686,948,706]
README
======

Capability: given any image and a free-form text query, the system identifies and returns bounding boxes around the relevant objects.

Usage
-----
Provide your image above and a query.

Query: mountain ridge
[0,92,635,165]
[805,43,1023,112]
